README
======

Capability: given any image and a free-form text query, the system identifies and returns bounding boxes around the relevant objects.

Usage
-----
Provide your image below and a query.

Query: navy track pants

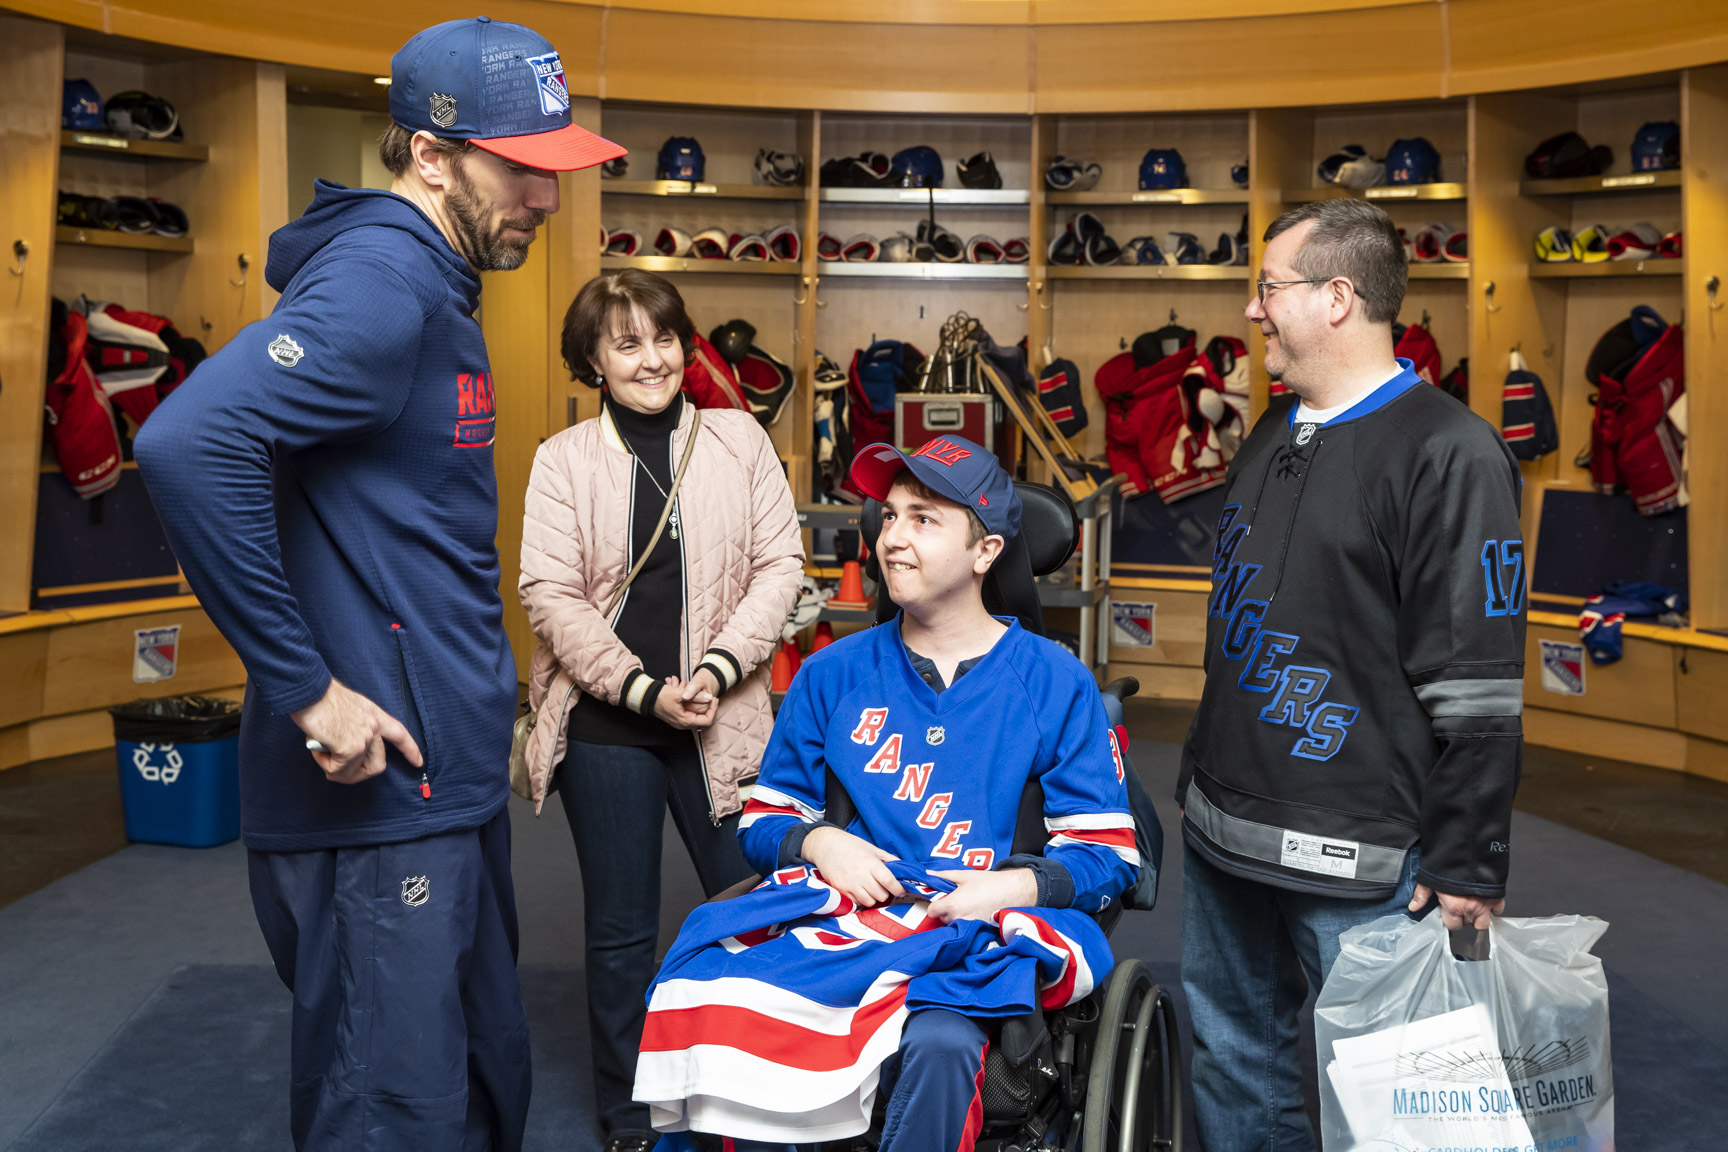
[248,808,531,1151]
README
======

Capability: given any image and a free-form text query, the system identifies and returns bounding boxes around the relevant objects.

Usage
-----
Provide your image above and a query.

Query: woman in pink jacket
[519,270,804,1152]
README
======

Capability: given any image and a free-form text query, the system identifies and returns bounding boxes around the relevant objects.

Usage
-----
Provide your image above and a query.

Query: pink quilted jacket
[518,403,805,818]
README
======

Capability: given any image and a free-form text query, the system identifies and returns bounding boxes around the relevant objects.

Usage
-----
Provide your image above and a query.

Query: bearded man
[135,18,624,1150]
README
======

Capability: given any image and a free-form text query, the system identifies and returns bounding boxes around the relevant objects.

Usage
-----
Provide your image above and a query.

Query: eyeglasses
[1255,277,1346,304]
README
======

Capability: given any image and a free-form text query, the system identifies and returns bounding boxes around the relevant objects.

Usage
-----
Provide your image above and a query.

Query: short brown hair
[377,122,476,179]
[893,474,988,547]
[562,269,696,387]
[1263,198,1407,324]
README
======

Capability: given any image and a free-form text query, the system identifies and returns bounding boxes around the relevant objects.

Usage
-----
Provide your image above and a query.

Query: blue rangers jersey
[741,617,1138,910]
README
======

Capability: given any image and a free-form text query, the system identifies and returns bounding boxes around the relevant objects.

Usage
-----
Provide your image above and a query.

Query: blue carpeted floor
[4,723,1727,1149]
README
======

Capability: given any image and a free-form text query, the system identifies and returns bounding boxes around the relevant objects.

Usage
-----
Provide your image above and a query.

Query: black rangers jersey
[1177,361,1526,899]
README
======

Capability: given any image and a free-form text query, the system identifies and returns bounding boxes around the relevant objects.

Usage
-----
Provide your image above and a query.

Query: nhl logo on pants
[401,875,430,907]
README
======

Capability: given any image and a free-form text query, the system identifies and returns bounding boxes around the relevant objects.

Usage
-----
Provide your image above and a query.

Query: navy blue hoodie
[136,181,516,852]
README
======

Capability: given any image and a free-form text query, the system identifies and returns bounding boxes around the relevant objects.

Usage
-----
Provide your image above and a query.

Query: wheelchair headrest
[861,480,1079,638]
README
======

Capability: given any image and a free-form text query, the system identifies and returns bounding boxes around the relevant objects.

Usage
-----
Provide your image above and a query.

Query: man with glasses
[1176,197,1526,1151]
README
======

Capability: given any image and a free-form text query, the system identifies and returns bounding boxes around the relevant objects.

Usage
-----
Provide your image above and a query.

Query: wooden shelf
[1529,260,1683,278]
[599,255,799,275]
[1289,182,1467,203]
[819,187,1030,206]
[819,261,1028,280]
[1046,188,1248,206]
[55,225,193,253]
[59,130,208,161]
[1046,264,1250,280]
[1407,262,1470,279]
[600,179,802,201]
[1520,170,1682,197]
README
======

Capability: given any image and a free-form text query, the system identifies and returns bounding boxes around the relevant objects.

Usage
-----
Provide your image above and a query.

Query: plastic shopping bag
[1315,912,1612,1152]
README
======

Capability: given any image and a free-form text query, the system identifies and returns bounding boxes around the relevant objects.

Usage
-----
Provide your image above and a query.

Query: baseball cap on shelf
[850,436,1022,541]
[388,17,624,172]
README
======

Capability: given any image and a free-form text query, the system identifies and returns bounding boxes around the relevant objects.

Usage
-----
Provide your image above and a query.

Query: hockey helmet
[1138,148,1188,190]
[890,145,944,188]
[656,136,705,182]
[62,79,104,130]
[1384,137,1440,185]
[1630,121,1679,172]
[710,319,758,366]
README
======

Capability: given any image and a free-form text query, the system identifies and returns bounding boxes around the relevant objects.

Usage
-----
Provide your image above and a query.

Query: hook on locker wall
[230,254,251,288]
[9,239,27,276]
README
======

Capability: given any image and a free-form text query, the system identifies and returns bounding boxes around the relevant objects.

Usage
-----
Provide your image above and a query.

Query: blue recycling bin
[110,695,243,847]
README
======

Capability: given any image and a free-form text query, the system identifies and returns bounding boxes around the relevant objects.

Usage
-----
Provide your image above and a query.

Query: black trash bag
[110,695,242,743]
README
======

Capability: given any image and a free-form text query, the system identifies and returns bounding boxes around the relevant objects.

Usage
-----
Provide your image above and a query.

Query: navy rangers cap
[851,436,1022,540]
[388,17,624,172]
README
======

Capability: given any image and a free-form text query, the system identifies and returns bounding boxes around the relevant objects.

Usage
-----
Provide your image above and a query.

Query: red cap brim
[850,442,915,502]
[473,125,626,173]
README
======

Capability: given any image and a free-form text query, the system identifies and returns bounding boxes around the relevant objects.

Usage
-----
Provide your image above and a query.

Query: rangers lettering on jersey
[893,762,934,802]
[916,793,952,829]
[851,708,889,746]
[864,733,902,774]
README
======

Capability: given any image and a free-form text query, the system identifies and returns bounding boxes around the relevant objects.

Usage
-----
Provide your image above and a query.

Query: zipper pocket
[389,623,434,800]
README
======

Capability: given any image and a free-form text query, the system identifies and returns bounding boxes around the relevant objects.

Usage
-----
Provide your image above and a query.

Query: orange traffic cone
[784,637,804,675]
[829,559,871,609]
[811,621,836,651]
[770,641,795,692]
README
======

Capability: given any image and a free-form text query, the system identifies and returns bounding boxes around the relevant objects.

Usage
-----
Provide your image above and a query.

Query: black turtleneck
[571,393,688,747]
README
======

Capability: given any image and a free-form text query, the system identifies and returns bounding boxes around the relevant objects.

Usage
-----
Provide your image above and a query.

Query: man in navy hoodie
[136,18,623,1151]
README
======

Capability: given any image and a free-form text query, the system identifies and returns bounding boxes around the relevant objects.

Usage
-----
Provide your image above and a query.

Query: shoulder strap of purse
[605,405,703,617]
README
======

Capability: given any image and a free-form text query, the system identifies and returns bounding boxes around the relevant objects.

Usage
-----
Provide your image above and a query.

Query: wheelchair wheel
[1080,958,1183,1152]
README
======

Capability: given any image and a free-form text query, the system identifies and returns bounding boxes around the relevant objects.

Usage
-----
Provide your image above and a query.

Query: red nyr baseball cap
[850,436,1022,540]
[388,17,625,172]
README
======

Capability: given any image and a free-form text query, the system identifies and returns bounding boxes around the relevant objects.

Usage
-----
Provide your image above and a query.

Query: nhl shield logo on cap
[525,52,569,116]
[402,875,430,907]
[926,726,945,746]
[268,334,304,367]
[429,92,458,129]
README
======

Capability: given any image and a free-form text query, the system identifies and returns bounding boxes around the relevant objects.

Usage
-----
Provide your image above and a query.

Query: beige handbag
[508,408,703,800]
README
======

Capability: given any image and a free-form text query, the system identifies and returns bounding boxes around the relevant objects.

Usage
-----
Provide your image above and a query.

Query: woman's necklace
[634,453,680,541]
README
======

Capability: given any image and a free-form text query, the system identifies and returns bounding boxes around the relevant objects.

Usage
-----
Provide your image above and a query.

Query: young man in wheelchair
[632,436,1139,1151]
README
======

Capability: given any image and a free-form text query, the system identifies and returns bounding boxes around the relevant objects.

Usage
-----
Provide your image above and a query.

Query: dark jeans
[249,809,530,1152]
[557,738,753,1143]
[1181,843,1422,1152]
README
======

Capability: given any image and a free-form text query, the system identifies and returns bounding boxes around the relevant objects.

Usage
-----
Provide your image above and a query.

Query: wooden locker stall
[0,15,283,765]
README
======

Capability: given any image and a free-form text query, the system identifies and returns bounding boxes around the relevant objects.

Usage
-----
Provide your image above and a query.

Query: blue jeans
[1181,842,1422,1152]
[557,738,753,1144]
